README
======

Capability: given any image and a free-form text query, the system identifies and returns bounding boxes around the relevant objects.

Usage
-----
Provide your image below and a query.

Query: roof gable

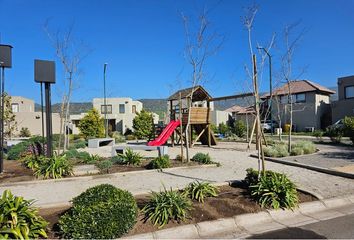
[168,85,212,101]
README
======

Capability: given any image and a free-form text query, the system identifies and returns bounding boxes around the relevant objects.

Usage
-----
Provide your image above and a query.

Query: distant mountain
[34,86,338,116]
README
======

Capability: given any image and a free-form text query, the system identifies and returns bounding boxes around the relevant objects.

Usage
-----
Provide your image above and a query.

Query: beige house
[261,80,335,131]
[70,97,157,135]
[332,75,354,123]
[225,105,255,127]
[11,96,61,137]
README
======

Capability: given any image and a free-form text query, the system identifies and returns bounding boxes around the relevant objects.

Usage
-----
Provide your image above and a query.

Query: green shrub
[263,146,278,158]
[191,152,213,164]
[146,155,170,169]
[118,148,143,165]
[244,168,259,187]
[312,130,324,141]
[73,140,87,149]
[35,154,73,179]
[183,181,218,203]
[233,120,246,138]
[292,141,316,155]
[22,155,46,170]
[111,155,126,165]
[132,109,155,140]
[0,190,48,239]
[143,187,192,228]
[326,126,343,143]
[247,169,299,209]
[7,141,31,160]
[83,154,102,164]
[96,159,113,173]
[344,116,354,144]
[125,134,136,141]
[112,131,126,143]
[59,184,137,239]
[218,122,230,136]
[64,149,80,159]
[78,108,105,139]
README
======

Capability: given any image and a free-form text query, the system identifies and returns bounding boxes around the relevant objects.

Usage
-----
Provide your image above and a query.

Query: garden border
[250,154,354,179]
[123,194,354,239]
[0,163,219,188]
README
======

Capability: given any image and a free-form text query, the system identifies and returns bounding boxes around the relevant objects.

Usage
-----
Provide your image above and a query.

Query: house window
[345,86,354,99]
[11,103,19,113]
[101,105,112,114]
[132,105,136,114]
[295,93,306,103]
[119,104,125,114]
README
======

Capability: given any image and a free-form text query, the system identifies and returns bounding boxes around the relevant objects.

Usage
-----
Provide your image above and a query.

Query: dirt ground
[0,160,35,183]
[39,184,317,238]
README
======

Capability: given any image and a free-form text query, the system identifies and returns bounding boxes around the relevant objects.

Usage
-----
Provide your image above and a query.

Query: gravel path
[1,143,353,206]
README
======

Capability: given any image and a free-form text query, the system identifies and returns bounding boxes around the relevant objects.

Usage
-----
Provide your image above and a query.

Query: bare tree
[44,21,90,153]
[281,22,306,152]
[180,7,224,161]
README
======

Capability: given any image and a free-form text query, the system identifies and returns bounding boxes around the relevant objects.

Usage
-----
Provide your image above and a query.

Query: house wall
[11,96,35,113]
[210,110,231,126]
[14,112,61,136]
[269,92,330,131]
[332,76,354,123]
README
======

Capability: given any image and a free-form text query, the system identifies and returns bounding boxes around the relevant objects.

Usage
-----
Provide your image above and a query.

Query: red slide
[148,120,180,146]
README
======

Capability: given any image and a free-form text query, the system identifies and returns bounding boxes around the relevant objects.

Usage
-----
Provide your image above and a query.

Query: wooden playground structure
[167,86,254,148]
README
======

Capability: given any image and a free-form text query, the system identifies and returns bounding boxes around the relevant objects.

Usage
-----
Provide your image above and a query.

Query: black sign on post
[0,44,13,174]
[34,60,56,157]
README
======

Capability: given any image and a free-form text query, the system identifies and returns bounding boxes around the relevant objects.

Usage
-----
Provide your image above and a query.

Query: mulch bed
[0,160,36,184]
[39,184,317,239]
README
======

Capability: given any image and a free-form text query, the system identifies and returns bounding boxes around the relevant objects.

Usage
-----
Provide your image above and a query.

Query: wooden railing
[171,107,210,125]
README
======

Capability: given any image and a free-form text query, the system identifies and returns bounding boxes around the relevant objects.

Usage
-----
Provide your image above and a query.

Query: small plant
[142,187,192,228]
[191,152,213,164]
[35,154,73,179]
[19,127,31,137]
[110,155,126,165]
[233,120,246,138]
[344,116,354,144]
[112,131,126,143]
[0,190,48,239]
[7,141,31,160]
[246,169,299,210]
[244,168,259,187]
[290,147,304,156]
[263,144,289,158]
[59,184,137,239]
[22,155,46,170]
[312,130,324,141]
[83,154,102,164]
[292,141,316,155]
[118,148,143,165]
[326,126,343,143]
[146,155,170,169]
[183,181,218,203]
[73,140,87,149]
[96,159,113,173]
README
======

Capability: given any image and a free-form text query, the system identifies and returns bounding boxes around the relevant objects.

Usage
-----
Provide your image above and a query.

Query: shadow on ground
[248,227,326,239]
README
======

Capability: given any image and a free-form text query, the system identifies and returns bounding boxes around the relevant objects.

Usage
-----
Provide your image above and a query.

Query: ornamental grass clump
[183,181,218,203]
[245,168,299,210]
[142,187,192,228]
[0,190,48,239]
[59,184,138,239]
[292,141,316,155]
[34,154,73,179]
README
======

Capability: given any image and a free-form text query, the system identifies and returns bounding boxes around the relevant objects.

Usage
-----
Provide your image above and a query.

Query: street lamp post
[103,63,108,137]
[258,47,273,134]
[0,44,13,174]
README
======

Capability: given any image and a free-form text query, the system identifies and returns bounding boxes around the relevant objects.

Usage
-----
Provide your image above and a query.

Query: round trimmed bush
[59,184,138,239]
[146,155,171,169]
[191,152,213,164]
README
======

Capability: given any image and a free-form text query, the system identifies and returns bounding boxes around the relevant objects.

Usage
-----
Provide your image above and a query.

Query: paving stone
[153,224,199,239]
[267,209,317,227]
[196,218,240,238]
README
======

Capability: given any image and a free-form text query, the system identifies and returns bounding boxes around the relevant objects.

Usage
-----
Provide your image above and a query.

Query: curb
[124,194,354,239]
[0,163,218,188]
[250,154,354,179]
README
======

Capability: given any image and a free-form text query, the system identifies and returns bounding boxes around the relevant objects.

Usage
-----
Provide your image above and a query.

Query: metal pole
[45,83,53,157]
[103,63,108,137]
[40,82,44,139]
[0,67,3,173]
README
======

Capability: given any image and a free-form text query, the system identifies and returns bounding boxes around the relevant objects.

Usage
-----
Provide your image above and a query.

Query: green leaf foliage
[96,159,113,173]
[132,109,155,140]
[142,187,192,228]
[183,181,218,203]
[34,154,73,179]
[146,155,170,169]
[246,169,299,210]
[344,116,354,144]
[77,108,105,139]
[233,120,247,138]
[117,148,143,165]
[0,190,48,239]
[58,184,137,239]
[191,152,213,164]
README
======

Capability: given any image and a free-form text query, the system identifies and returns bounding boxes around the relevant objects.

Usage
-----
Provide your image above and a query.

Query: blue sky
[0,0,353,103]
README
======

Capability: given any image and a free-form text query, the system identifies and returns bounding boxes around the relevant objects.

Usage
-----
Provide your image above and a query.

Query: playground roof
[168,85,212,102]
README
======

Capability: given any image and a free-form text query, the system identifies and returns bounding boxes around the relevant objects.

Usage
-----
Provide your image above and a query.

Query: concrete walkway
[1,143,354,207]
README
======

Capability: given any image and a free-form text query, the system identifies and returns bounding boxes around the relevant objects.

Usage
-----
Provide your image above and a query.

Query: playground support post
[179,92,183,162]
